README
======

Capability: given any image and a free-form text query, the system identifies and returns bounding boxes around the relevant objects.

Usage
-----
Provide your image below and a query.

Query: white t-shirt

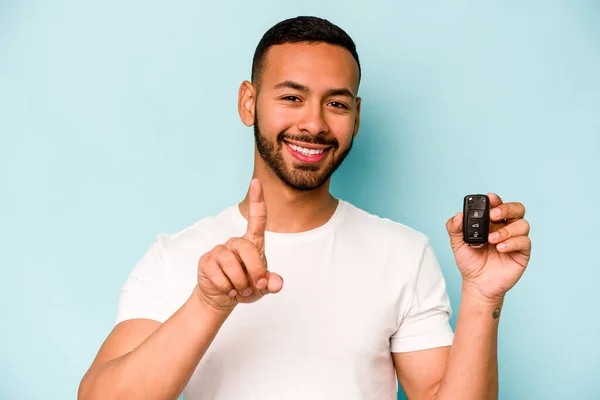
[116,199,454,400]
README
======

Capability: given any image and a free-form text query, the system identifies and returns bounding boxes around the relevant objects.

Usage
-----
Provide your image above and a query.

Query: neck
[238,160,339,234]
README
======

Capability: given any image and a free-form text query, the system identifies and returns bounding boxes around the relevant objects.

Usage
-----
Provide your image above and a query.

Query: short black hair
[251,16,361,88]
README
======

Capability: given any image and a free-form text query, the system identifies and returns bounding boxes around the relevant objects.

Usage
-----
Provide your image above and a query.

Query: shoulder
[340,199,430,248]
[338,199,432,268]
[151,204,244,258]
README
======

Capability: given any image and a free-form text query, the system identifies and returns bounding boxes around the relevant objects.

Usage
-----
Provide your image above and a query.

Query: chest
[183,239,408,399]
[208,245,405,362]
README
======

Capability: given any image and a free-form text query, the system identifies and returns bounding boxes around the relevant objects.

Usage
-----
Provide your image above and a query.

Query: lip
[283,139,333,150]
[284,141,330,163]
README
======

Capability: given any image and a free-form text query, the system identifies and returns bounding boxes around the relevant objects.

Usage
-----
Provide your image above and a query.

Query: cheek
[326,114,356,144]
[258,106,296,136]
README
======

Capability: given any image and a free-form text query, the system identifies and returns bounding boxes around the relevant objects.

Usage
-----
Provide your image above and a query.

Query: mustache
[277,132,339,148]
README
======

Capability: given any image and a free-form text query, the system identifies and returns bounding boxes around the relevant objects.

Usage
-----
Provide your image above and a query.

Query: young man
[79,16,531,400]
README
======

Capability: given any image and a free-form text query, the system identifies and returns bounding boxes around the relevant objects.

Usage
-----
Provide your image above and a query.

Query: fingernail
[453,213,460,223]
[228,289,237,297]
[242,288,253,296]
[492,209,501,219]
[489,232,500,242]
[256,278,267,289]
[497,243,506,250]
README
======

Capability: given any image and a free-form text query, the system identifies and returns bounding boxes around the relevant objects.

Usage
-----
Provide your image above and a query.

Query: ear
[238,80,257,127]
[353,97,361,138]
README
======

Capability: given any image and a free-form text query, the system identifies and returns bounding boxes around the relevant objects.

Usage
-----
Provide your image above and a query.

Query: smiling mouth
[283,140,332,163]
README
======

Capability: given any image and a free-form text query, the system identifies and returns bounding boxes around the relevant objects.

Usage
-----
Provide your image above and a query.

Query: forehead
[260,42,360,94]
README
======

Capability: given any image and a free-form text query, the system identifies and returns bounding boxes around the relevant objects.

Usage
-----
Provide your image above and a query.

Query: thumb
[265,271,283,294]
[244,178,267,255]
[446,212,465,250]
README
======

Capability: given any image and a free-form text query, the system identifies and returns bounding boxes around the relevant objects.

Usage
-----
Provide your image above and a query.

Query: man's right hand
[196,178,284,313]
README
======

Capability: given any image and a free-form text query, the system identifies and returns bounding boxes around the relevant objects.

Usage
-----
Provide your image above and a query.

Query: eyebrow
[324,88,355,99]
[274,80,309,92]
[273,80,355,99]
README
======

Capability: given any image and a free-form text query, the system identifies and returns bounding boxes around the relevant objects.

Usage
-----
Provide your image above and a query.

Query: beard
[253,112,354,192]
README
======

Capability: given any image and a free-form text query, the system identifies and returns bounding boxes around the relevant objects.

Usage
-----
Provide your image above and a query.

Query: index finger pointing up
[244,178,267,254]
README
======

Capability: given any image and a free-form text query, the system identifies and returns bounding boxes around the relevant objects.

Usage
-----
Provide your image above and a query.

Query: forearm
[434,286,503,400]
[79,286,231,400]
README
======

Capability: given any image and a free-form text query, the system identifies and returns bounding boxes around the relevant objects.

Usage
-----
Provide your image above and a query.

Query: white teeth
[288,143,326,156]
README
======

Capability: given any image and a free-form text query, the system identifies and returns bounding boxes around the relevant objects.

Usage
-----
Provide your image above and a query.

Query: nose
[297,102,329,136]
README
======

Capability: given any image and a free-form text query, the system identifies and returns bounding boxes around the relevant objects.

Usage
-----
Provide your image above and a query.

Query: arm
[434,289,502,399]
[393,347,449,399]
[79,179,282,400]
[395,193,530,399]
[78,286,231,400]
[393,288,502,400]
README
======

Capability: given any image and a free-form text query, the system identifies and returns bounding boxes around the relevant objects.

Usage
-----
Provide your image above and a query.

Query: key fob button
[468,229,484,239]
[468,209,485,219]
[469,219,483,229]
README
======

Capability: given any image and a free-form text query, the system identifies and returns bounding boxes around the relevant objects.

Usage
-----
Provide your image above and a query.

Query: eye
[282,96,301,102]
[329,101,349,109]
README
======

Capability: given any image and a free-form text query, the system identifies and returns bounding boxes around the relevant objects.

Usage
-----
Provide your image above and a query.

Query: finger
[205,255,237,297]
[227,237,267,289]
[214,246,253,296]
[490,202,526,223]
[446,212,464,249]
[244,178,267,255]
[446,212,463,235]
[488,219,531,244]
[487,192,503,208]
[265,271,284,294]
[496,235,531,254]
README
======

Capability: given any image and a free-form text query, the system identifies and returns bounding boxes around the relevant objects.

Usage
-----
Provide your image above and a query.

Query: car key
[462,194,490,248]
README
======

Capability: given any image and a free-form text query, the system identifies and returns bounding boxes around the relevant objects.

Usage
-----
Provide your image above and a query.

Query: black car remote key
[463,194,490,248]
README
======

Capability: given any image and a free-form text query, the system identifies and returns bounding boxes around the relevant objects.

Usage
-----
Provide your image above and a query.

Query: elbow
[77,372,92,400]
[428,381,442,400]
[78,366,131,400]
[78,368,107,400]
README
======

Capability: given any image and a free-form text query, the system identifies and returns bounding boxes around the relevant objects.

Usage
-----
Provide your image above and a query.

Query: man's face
[252,42,361,191]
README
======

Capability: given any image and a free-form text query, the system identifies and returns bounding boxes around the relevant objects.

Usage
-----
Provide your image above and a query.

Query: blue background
[1,1,599,399]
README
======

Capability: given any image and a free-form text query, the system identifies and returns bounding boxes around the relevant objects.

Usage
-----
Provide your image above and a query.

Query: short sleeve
[390,240,454,353]
[115,235,172,326]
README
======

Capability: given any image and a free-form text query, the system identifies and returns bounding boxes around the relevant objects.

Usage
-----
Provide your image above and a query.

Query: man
[79,16,531,400]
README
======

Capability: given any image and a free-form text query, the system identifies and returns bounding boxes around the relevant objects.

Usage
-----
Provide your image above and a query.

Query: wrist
[460,284,505,323]
[190,285,235,320]
[461,282,505,308]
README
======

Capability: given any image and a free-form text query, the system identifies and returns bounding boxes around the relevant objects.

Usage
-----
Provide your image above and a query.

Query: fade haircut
[251,16,361,88]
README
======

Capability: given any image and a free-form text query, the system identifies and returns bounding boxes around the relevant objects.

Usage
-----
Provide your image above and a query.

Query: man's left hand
[446,193,531,304]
